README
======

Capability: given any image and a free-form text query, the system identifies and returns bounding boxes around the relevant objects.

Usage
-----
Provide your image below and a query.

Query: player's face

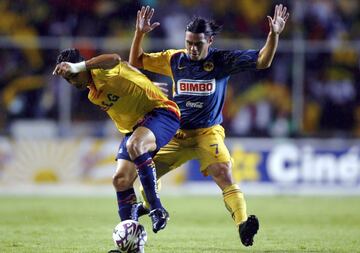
[65,71,90,90]
[185,32,213,61]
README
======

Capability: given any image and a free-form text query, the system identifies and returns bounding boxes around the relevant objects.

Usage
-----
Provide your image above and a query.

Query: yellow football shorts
[154,125,233,175]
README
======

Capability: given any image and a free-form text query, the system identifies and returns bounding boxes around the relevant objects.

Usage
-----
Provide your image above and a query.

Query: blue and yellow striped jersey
[143,48,259,129]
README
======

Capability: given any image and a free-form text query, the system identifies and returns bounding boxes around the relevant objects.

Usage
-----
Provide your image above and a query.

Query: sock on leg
[223,184,248,225]
[140,179,162,209]
[134,153,162,210]
[116,188,137,220]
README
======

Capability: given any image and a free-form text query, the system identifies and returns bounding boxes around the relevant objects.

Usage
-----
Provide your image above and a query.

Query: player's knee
[208,163,233,184]
[112,171,132,190]
[126,137,145,158]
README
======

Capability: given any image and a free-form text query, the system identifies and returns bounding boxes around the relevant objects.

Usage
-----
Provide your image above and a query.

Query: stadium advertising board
[187,138,360,193]
[1,138,360,194]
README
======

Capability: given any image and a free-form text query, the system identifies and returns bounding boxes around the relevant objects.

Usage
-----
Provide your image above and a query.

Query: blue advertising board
[186,139,360,187]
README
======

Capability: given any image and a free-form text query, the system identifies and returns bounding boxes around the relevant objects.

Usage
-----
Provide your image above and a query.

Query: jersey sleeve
[142,50,178,77]
[219,49,259,75]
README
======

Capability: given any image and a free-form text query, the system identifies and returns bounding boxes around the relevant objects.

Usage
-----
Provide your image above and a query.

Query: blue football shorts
[116,108,180,161]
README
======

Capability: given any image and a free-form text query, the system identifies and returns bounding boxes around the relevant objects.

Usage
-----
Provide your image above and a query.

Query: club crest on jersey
[203,61,214,72]
[177,79,216,96]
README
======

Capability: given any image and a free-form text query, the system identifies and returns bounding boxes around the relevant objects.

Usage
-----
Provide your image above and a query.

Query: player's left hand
[267,4,289,35]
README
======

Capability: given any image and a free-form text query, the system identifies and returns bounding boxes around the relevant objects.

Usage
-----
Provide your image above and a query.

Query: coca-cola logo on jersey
[186,101,204,108]
[177,79,216,96]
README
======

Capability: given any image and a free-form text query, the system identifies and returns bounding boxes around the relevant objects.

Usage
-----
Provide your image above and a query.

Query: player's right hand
[136,6,160,35]
[267,4,289,35]
[52,62,85,76]
[53,62,71,76]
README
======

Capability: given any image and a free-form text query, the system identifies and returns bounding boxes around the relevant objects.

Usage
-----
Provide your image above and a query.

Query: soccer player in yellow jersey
[53,48,180,234]
[129,5,289,247]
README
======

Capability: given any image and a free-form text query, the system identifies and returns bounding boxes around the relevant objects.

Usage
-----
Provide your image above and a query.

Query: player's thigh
[154,138,195,177]
[138,108,180,153]
[196,125,232,174]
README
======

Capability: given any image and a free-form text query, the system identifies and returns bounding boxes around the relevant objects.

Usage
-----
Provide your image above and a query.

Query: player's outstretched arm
[52,61,86,77]
[256,4,289,69]
[53,54,121,77]
[85,54,121,70]
[129,5,160,68]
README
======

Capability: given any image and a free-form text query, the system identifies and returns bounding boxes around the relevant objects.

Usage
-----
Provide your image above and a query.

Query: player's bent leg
[134,162,170,233]
[127,126,169,233]
[207,162,248,223]
[206,162,259,246]
[113,159,138,221]
[128,109,180,233]
[132,155,169,233]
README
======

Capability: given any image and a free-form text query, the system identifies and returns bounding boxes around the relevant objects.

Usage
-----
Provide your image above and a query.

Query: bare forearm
[85,54,121,70]
[129,31,145,68]
[257,32,279,69]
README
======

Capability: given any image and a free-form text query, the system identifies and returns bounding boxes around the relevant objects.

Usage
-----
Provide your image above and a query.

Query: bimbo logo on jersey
[177,79,216,96]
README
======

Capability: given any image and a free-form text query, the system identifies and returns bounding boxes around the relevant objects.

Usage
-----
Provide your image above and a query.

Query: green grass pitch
[1,195,359,253]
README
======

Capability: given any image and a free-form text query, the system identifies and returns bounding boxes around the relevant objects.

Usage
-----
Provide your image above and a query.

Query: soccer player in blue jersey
[129,4,289,247]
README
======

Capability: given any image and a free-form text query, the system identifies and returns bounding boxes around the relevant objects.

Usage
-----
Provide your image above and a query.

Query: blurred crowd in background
[0,0,359,138]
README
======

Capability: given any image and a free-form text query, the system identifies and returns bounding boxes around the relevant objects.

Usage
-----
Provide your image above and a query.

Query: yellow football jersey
[87,61,180,134]
[142,49,186,76]
[142,49,186,96]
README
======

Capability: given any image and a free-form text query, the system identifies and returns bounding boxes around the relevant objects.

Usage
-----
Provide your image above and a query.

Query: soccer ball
[112,220,147,253]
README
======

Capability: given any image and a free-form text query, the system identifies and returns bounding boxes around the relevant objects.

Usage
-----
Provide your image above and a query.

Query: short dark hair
[56,48,84,65]
[186,17,222,37]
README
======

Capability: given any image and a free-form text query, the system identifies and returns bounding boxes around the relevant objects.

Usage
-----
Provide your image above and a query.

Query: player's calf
[238,215,259,247]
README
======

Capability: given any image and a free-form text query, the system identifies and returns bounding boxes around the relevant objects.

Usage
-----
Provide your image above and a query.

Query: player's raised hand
[136,6,160,35]
[267,4,289,35]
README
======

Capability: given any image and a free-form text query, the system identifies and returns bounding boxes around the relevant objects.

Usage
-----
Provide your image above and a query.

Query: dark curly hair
[56,48,84,65]
[186,17,222,37]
